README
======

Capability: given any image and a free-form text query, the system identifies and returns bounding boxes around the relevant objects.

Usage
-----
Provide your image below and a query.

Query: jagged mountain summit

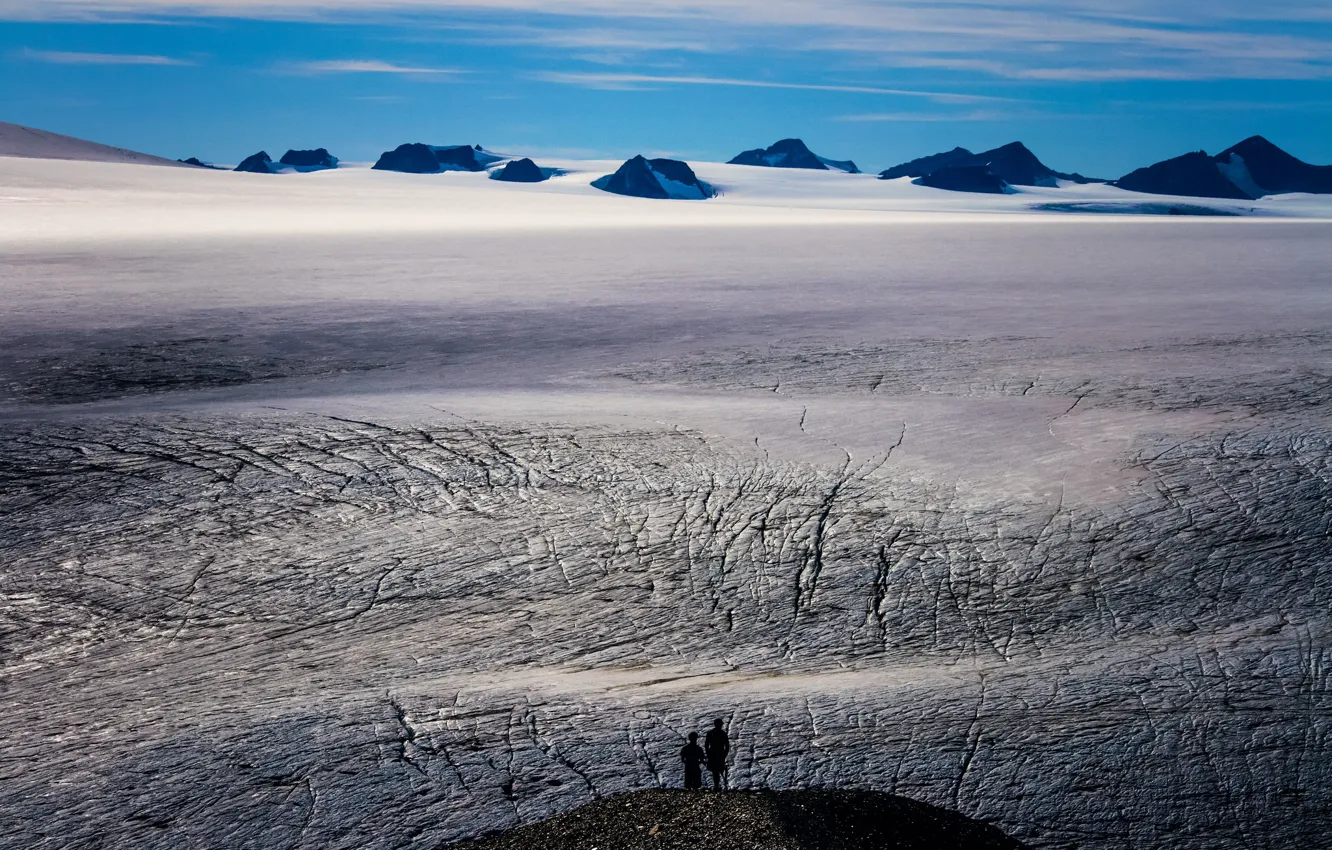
[1213,136,1332,196]
[1113,151,1255,200]
[490,157,547,183]
[593,155,715,200]
[728,138,860,173]
[1114,137,1332,200]
[234,151,278,173]
[372,143,506,174]
[880,142,1102,187]
[916,165,1011,194]
[278,148,338,171]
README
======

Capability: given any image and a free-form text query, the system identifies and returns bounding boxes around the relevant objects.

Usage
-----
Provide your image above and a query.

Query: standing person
[705,718,730,790]
[680,732,705,790]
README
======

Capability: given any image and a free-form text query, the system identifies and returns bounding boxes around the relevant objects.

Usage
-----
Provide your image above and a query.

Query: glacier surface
[2,155,1332,850]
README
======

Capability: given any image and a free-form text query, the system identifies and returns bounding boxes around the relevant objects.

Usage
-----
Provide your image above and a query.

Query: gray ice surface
[3,221,1332,850]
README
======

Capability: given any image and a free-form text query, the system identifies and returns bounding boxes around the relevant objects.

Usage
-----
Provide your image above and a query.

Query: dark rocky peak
[593,155,714,200]
[233,151,276,173]
[491,157,546,183]
[1113,150,1254,200]
[729,138,859,173]
[178,157,219,169]
[915,164,1010,194]
[372,143,441,173]
[434,144,484,172]
[279,148,338,169]
[975,141,1058,187]
[879,147,977,180]
[1213,135,1332,196]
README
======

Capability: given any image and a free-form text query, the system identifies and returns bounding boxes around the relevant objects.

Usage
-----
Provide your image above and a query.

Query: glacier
[1,153,1331,850]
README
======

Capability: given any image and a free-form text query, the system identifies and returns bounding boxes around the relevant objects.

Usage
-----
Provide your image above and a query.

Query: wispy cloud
[834,110,1007,122]
[533,72,1010,104]
[5,0,1332,82]
[20,47,192,65]
[283,59,466,74]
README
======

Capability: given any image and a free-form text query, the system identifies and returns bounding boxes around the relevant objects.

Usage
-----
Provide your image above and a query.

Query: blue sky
[2,1,1331,176]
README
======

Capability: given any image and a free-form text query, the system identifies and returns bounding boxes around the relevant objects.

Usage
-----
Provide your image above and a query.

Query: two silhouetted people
[681,719,730,790]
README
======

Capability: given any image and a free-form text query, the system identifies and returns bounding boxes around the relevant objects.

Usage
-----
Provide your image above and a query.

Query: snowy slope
[0,121,184,166]
[3,155,1330,248]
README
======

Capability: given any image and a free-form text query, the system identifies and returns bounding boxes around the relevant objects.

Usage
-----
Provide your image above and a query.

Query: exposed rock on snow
[178,157,220,169]
[454,789,1025,849]
[372,142,441,173]
[234,151,279,174]
[729,138,860,173]
[593,155,715,199]
[279,148,339,170]
[0,120,184,166]
[879,147,977,180]
[373,143,507,174]
[882,143,1100,187]
[491,157,546,183]
[915,165,1010,194]
[1114,151,1255,200]
[1213,136,1332,196]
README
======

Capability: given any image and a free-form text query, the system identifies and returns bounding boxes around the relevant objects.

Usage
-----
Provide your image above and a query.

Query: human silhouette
[680,732,705,790]
[705,718,730,790]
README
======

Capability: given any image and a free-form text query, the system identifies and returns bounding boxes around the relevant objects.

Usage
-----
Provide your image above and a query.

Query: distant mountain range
[728,138,859,174]
[5,121,1331,204]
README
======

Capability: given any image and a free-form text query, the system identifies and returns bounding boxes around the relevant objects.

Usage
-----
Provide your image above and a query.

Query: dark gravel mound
[451,789,1026,850]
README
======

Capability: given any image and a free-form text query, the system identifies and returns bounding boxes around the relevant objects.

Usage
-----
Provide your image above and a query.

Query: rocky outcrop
[278,148,338,170]
[729,138,860,173]
[178,157,220,169]
[491,157,546,183]
[593,155,714,200]
[1213,136,1332,196]
[1114,151,1256,200]
[915,165,1010,194]
[879,147,977,180]
[433,144,486,172]
[372,143,440,173]
[233,151,277,174]
[882,142,1101,186]
[372,143,505,174]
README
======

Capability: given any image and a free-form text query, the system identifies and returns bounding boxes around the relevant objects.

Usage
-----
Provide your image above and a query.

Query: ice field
[2,153,1332,849]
